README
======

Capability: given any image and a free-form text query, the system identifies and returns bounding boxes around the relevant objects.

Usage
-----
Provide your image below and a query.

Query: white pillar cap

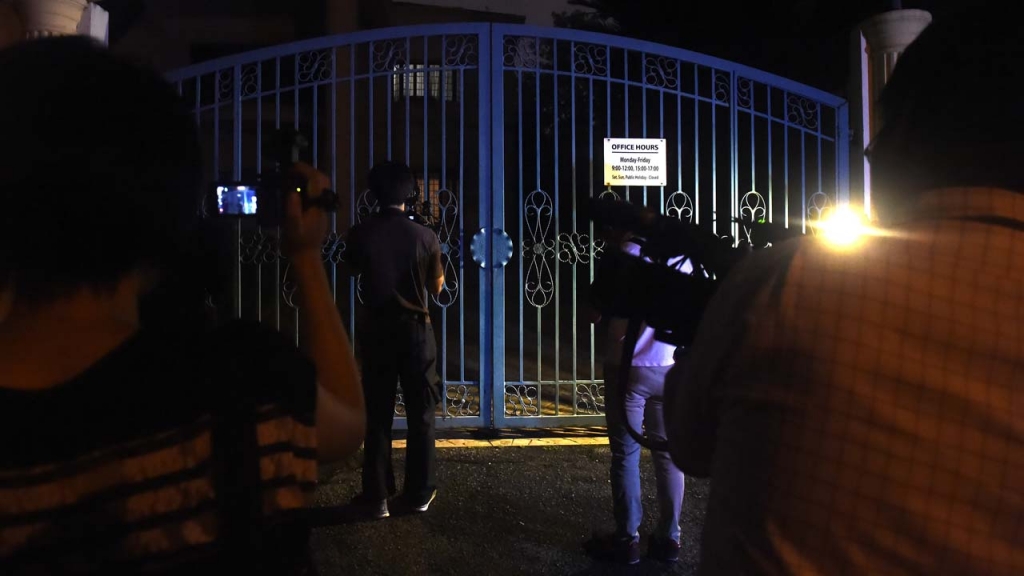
[860,9,933,54]
[15,0,89,39]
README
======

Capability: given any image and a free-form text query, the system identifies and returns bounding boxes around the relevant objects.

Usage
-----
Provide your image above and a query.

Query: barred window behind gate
[392,64,456,101]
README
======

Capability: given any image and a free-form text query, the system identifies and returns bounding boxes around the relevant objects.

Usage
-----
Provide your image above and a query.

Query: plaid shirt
[667,188,1024,575]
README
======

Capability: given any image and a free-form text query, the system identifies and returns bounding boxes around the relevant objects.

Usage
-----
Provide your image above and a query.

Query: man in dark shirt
[346,161,444,519]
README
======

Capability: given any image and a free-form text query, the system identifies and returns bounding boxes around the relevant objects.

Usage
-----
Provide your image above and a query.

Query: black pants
[359,317,440,502]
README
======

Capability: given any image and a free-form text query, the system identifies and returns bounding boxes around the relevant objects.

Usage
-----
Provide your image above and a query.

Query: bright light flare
[815,205,868,249]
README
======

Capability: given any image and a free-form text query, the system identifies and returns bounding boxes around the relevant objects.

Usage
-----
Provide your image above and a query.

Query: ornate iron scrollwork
[321,232,346,265]
[356,189,378,223]
[576,382,605,415]
[372,39,407,72]
[217,68,233,102]
[446,385,480,417]
[282,262,298,309]
[740,191,766,221]
[523,190,555,308]
[240,229,280,264]
[433,189,460,307]
[355,274,366,305]
[394,388,405,417]
[737,77,753,109]
[557,232,595,265]
[240,64,259,98]
[591,189,622,259]
[645,55,678,89]
[665,191,695,223]
[787,94,819,130]
[505,384,540,416]
[714,71,730,104]
[444,35,478,67]
[503,36,551,69]
[504,37,534,68]
[573,43,607,76]
[297,49,333,83]
[739,190,767,244]
[807,191,833,234]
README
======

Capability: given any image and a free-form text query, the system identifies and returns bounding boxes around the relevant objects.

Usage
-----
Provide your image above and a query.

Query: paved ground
[308,435,709,575]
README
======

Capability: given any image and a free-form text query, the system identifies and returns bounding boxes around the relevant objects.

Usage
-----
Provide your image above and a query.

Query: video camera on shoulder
[405,190,437,229]
[365,161,438,230]
[207,129,338,227]
[588,196,799,347]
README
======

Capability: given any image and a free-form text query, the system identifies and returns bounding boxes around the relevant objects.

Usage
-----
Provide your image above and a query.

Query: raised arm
[283,163,366,462]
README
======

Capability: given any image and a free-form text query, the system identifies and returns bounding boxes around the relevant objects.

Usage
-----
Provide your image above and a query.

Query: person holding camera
[345,161,444,519]
[586,226,692,565]
[0,37,364,574]
[666,8,1024,575]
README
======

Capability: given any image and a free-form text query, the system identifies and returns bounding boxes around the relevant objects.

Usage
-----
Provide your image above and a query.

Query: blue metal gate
[168,24,849,430]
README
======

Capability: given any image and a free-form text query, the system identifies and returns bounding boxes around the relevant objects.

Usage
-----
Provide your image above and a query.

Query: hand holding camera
[281,162,331,260]
[208,129,339,228]
[207,132,364,461]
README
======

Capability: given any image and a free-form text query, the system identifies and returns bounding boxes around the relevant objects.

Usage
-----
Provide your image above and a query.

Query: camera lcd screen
[216,185,258,216]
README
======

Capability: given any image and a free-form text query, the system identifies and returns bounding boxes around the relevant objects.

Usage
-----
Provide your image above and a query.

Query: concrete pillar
[14,0,86,38]
[848,9,931,217]
[76,2,107,45]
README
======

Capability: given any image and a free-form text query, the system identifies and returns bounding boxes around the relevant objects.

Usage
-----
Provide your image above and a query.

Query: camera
[213,184,259,216]
[163,129,339,334]
[206,129,338,227]
[405,199,437,229]
[589,196,800,346]
[366,162,438,230]
[588,196,799,450]
[395,166,435,229]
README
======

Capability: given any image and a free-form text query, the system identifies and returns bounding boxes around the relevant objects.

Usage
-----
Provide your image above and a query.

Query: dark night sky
[560,0,981,95]
[101,0,980,96]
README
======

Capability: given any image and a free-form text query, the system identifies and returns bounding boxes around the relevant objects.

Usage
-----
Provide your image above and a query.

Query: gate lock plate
[469,228,514,269]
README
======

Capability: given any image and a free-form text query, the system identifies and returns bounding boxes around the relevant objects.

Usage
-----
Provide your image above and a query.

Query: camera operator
[586,226,693,565]
[344,161,444,519]
[0,37,364,574]
[664,9,1024,575]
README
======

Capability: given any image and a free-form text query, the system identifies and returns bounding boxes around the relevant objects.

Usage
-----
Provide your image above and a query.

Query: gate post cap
[14,0,90,39]
[860,9,932,54]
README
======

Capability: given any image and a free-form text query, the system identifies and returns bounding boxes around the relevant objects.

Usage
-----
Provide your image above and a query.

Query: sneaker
[583,532,641,565]
[648,535,681,563]
[406,488,437,513]
[350,493,389,519]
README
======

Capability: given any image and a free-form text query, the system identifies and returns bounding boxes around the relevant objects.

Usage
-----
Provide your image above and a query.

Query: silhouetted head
[867,7,1023,220]
[368,161,417,207]
[0,36,202,305]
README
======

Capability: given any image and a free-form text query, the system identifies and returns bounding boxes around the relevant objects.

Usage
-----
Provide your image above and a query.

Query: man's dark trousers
[360,313,440,503]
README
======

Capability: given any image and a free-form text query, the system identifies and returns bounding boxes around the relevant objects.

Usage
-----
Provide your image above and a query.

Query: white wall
[399,0,581,26]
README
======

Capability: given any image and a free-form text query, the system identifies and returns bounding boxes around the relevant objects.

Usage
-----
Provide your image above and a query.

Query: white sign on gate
[603,138,667,187]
